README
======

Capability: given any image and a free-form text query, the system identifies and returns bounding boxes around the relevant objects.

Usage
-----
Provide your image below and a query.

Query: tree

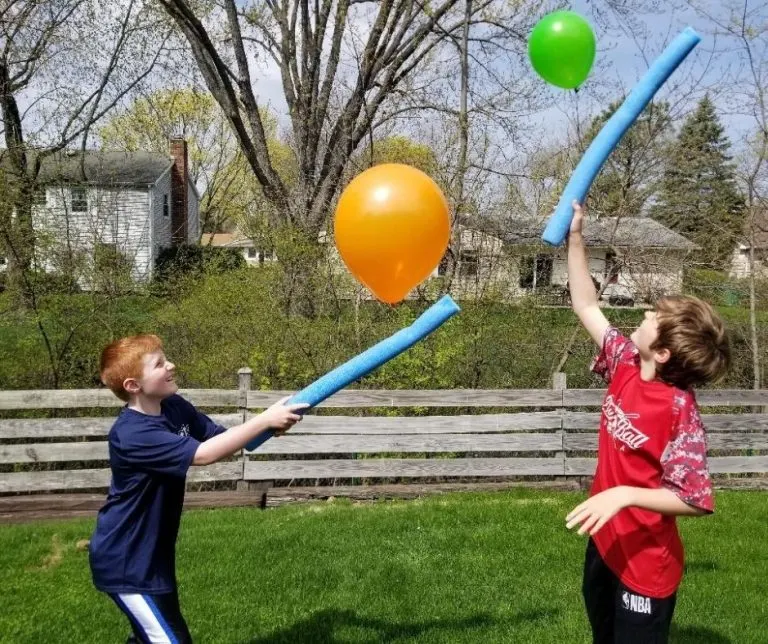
[0,0,173,387]
[155,0,536,236]
[685,0,768,389]
[651,96,746,268]
[99,88,289,236]
[355,136,438,176]
[0,0,172,303]
[582,101,672,218]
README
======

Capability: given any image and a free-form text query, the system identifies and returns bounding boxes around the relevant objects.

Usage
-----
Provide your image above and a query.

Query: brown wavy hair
[650,296,730,389]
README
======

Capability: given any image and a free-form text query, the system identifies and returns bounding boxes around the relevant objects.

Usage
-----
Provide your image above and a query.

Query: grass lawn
[1,489,766,643]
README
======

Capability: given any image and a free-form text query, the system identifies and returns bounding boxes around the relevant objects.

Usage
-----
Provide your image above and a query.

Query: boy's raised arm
[567,200,610,346]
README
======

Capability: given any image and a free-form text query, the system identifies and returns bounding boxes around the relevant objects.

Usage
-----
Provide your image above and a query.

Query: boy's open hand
[570,200,585,236]
[264,397,309,433]
[566,487,631,536]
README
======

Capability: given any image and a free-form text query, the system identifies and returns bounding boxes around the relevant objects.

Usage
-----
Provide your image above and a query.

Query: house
[730,208,768,279]
[436,216,697,304]
[202,214,696,305]
[199,233,275,265]
[500,215,698,304]
[2,138,200,284]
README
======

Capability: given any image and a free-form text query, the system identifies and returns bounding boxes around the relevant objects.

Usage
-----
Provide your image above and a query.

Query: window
[71,187,87,212]
[247,247,257,258]
[458,250,478,277]
[519,254,553,289]
[163,194,169,217]
[259,249,274,265]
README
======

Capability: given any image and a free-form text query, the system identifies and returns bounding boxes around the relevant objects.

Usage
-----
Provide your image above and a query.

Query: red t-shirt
[590,326,714,598]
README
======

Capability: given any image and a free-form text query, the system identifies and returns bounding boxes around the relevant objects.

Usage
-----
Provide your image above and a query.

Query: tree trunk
[748,228,761,389]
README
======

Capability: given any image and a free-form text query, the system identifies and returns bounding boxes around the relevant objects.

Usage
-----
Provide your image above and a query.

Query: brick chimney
[169,138,188,244]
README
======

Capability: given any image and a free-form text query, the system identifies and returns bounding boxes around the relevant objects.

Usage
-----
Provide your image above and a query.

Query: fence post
[236,368,259,500]
[237,367,252,424]
[235,368,272,508]
[553,372,567,476]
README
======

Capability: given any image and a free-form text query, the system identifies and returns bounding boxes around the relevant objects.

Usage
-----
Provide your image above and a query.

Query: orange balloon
[334,164,451,304]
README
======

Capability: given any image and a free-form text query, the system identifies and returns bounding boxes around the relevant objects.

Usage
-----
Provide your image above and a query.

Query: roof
[200,233,253,248]
[1,149,173,186]
[502,216,698,250]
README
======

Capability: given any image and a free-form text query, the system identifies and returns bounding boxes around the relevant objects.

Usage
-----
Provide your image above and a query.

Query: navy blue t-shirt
[89,394,227,594]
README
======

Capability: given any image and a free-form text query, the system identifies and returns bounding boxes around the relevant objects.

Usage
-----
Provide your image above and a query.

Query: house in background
[200,232,275,266]
[437,216,697,304]
[730,208,768,279]
[4,138,200,285]
[201,214,696,305]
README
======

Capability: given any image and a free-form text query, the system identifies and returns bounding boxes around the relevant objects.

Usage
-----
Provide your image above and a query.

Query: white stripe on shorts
[116,594,175,644]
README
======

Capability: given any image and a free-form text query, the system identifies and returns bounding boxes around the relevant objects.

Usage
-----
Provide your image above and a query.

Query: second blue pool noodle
[244,294,461,451]
[542,27,701,247]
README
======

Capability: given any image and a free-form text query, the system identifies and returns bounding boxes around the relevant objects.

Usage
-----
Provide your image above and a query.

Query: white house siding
[620,251,687,300]
[523,247,685,303]
[730,245,768,279]
[440,227,518,299]
[151,169,173,266]
[550,250,603,288]
[34,185,152,283]
[187,178,200,243]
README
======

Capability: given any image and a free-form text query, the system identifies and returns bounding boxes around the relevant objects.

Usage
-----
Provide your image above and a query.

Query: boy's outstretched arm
[567,201,610,346]
[193,398,308,465]
[565,486,709,536]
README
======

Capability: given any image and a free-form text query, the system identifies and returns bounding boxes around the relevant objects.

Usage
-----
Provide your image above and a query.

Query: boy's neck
[639,357,658,382]
[127,394,164,416]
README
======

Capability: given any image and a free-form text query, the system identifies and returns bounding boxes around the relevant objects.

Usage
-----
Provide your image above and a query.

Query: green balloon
[528,11,596,90]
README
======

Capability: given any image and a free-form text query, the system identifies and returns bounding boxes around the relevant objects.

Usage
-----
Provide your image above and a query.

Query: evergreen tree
[651,96,746,268]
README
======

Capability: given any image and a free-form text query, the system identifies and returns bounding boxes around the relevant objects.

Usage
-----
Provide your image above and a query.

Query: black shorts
[108,590,192,643]
[582,539,677,644]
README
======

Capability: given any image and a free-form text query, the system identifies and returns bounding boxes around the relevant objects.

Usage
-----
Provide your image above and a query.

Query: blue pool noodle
[541,27,701,247]
[244,294,461,451]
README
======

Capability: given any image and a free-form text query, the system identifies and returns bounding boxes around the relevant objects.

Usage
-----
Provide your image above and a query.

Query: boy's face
[631,310,670,365]
[631,310,659,355]
[125,350,178,400]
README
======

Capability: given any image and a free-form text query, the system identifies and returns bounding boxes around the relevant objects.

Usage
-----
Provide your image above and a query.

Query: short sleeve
[591,326,638,384]
[170,394,227,441]
[114,421,200,478]
[192,409,228,441]
[661,394,714,513]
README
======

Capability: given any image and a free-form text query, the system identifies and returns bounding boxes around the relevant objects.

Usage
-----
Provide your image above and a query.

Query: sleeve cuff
[662,480,714,514]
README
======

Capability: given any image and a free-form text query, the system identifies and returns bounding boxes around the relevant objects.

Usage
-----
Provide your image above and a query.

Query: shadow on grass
[671,625,732,643]
[684,560,719,574]
[247,607,559,643]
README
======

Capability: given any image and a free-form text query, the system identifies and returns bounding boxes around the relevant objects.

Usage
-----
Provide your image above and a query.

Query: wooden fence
[2,369,768,498]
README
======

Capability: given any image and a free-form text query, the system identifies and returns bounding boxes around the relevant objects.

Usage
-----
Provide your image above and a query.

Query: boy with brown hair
[89,334,307,643]
[564,202,730,643]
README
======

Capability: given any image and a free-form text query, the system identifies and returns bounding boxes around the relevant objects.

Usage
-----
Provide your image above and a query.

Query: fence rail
[1,369,767,496]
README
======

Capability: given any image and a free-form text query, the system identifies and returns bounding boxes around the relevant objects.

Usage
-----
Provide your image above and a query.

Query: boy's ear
[123,377,141,395]
[654,347,671,365]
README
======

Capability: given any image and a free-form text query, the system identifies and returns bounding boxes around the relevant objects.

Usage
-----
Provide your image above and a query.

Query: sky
[243,0,765,154]
[8,0,766,184]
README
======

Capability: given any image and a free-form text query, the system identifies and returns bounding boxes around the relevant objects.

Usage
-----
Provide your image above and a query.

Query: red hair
[100,334,163,401]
